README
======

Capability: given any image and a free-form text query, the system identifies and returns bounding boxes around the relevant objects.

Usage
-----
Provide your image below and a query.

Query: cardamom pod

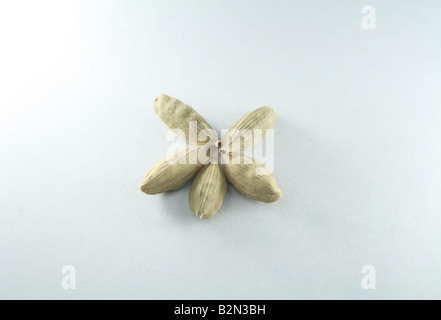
[221,153,282,203]
[154,94,217,146]
[189,163,227,219]
[221,106,275,152]
[140,147,203,195]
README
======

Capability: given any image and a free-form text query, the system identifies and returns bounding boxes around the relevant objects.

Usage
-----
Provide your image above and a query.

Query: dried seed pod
[221,153,282,203]
[154,94,217,146]
[140,147,203,195]
[222,106,275,152]
[189,163,227,219]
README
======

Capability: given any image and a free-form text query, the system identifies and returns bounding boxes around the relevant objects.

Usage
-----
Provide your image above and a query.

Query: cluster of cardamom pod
[140,94,282,219]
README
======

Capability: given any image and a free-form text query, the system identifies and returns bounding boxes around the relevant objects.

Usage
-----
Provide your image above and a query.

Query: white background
[1,0,441,299]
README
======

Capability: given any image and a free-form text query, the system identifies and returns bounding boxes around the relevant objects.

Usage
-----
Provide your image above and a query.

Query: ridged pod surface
[222,106,275,152]
[154,94,217,146]
[140,147,202,195]
[189,163,227,219]
[221,153,281,203]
